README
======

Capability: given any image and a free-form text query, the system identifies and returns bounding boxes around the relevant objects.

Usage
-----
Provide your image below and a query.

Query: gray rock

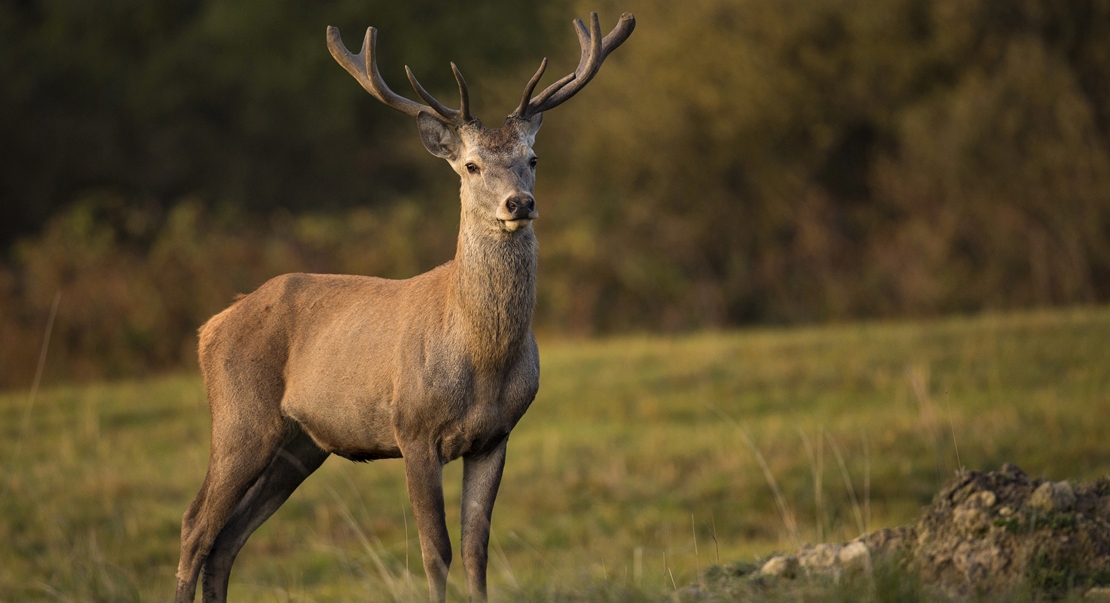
[1028,480,1076,513]
[797,543,842,571]
[860,526,914,555]
[978,490,997,508]
[760,555,798,578]
[953,504,992,534]
[839,541,871,571]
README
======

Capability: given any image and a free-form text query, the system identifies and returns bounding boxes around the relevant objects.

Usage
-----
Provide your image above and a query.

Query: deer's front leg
[461,438,507,602]
[403,447,452,603]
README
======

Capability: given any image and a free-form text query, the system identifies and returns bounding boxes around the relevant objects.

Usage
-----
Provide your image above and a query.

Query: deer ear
[417,111,461,159]
[522,113,542,141]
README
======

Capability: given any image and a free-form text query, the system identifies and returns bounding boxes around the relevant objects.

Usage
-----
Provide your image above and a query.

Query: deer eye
[465,162,479,174]
[529,157,538,168]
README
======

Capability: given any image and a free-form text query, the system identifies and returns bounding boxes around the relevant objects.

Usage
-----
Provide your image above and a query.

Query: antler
[326,26,473,125]
[511,12,635,120]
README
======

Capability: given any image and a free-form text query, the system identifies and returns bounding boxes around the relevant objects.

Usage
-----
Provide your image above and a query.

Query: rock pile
[758,464,1110,597]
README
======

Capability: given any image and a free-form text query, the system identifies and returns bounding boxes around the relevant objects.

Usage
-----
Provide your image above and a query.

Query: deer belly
[282,388,401,461]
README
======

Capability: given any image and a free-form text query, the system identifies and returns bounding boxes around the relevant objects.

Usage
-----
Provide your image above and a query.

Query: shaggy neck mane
[450,197,537,369]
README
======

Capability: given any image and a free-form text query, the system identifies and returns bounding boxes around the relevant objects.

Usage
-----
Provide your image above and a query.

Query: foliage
[542,0,1110,329]
[0,0,559,241]
[2,306,1110,601]
[0,194,458,386]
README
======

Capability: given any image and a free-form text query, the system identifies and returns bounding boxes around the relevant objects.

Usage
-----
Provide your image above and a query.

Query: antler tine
[513,58,548,118]
[326,26,429,118]
[543,14,603,106]
[327,25,474,125]
[512,17,596,117]
[542,14,608,107]
[528,72,576,109]
[450,63,471,123]
[362,29,441,118]
[571,16,596,79]
[599,12,637,60]
[325,27,372,96]
[511,12,636,120]
[405,66,460,122]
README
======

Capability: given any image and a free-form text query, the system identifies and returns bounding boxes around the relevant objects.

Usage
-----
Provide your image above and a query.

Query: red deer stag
[174,11,635,603]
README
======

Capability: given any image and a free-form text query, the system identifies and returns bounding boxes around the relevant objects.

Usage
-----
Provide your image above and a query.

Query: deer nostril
[506,200,518,213]
[525,199,535,212]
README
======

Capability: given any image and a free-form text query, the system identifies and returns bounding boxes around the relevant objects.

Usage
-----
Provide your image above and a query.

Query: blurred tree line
[2,0,1110,387]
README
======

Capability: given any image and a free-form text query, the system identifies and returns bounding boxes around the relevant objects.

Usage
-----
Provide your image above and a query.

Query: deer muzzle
[499,194,538,226]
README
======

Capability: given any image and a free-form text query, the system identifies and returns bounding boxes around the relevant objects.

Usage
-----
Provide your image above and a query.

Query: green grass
[3,306,1110,601]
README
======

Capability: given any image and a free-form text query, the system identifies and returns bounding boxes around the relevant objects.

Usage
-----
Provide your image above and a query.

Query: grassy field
[2,306,1110,602]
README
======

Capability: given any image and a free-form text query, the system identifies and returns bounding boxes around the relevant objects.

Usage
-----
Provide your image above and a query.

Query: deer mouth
[499,216,535,232]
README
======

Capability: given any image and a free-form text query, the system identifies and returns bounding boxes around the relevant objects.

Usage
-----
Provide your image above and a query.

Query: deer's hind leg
[199,424,328,602]
[175,379,288,603]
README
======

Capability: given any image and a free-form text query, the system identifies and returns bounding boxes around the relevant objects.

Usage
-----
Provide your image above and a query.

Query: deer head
[326,12,635,235]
